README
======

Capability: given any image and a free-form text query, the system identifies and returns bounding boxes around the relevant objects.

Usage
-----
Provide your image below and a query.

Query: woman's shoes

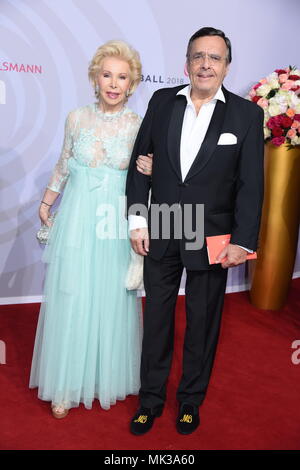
[51,404,69,419]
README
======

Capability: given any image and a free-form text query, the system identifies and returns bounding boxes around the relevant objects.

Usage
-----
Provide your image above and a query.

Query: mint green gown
[29,104,143,410]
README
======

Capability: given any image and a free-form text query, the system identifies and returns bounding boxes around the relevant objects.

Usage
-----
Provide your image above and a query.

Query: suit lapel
[184,87,229,182]
[167,95,187,181]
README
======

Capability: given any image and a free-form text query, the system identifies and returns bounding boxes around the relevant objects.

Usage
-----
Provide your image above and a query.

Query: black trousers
[140,237,228,409]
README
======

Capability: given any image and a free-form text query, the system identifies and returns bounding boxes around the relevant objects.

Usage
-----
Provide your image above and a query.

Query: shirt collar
[176,85,226,105]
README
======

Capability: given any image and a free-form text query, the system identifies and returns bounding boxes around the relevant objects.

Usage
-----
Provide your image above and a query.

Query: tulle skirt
[29,158,142,410]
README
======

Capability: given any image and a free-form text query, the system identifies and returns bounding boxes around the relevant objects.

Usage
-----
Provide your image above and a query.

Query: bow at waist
[67,157,127,191]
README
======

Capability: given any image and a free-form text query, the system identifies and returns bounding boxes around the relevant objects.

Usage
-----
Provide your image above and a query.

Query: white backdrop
[0,0,299,303]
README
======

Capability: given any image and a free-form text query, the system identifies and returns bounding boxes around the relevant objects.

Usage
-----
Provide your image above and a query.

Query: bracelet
[41,201,52,207]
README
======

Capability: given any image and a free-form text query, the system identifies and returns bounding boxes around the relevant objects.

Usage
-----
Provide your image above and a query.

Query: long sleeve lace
[47,111,76,193]
[46,105,141,193]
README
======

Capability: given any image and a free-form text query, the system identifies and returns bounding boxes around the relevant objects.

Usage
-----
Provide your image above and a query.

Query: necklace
[94,103,126,121]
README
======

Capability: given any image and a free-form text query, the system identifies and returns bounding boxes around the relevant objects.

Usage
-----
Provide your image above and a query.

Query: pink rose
[279,73,288,83]
[271,136,285,146]
[257,98,269,108]
[282,80,294,90]
[291,120,300,129]
[286,108,296,118]
[287,129,297,138]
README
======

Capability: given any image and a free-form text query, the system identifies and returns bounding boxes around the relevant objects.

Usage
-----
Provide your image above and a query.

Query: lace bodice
[47,104,142,193]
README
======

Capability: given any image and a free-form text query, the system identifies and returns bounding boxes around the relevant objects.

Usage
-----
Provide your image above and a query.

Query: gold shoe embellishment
[134,415,148,424]
[180,414,193,423]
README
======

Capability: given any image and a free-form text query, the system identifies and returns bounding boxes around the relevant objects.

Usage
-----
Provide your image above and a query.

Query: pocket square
[217,133,237,145]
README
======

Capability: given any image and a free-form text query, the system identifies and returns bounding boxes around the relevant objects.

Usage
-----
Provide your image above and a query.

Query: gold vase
[249,142,300,310]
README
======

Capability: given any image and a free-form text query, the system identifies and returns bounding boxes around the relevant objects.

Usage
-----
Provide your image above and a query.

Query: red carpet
[1,279,300,450]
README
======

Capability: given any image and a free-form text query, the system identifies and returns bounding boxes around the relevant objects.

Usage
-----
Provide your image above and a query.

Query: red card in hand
[206,234,257,264]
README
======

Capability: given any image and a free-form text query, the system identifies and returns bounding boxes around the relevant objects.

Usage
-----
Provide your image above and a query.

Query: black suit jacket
[126,85,264,270]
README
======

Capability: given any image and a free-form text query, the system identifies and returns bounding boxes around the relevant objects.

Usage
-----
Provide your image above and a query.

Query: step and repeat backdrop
[0,0,299,303]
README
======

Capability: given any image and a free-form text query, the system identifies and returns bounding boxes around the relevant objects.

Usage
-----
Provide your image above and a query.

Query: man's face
[187,35,230,99]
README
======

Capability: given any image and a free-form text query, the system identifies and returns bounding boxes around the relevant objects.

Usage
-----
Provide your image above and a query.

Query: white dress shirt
[128,85,252,253]
[178,85,225,180]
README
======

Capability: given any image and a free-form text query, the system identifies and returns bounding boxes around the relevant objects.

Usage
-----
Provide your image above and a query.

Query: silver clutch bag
[125,249,144,290]
[36,212,57,244]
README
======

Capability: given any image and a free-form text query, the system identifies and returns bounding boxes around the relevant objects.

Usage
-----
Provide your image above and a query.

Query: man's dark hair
[186,27,232,64]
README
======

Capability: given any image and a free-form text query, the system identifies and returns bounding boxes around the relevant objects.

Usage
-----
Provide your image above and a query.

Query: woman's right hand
[39,204,51,227]
[136,153,153,175]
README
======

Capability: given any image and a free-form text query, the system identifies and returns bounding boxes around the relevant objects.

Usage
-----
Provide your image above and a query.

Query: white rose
[276,89,290,100]
[268,79,280,89]
[264,111,270,125]
[268,104,281,116]
[269,91,283,102]
[264,127,271,139]
[256,84,271,97]
[291,135,300,146]
[269,94,288,114]
[288,92,300,107]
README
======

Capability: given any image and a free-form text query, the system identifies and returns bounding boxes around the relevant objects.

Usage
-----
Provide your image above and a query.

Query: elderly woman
[29,40,152,418]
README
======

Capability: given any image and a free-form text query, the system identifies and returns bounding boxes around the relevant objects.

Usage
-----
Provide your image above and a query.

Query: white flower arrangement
[247,66,300,146]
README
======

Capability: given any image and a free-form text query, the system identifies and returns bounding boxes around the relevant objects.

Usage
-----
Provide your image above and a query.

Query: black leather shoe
[176,403,200,435]
[130,406,163,436]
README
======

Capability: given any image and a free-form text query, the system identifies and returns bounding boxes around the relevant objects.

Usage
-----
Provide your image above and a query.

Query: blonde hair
[88,40,142,100]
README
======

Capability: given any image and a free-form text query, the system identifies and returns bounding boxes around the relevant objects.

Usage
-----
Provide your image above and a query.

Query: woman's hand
[39,203,51,227]
[136,153,153,176]
[39,189,59,226]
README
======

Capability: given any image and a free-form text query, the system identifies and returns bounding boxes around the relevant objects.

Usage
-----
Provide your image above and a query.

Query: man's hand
[215,243,248,268]
[130,228,149,256]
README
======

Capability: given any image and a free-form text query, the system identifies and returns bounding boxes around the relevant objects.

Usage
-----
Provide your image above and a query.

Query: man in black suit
[126,27,264,435]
